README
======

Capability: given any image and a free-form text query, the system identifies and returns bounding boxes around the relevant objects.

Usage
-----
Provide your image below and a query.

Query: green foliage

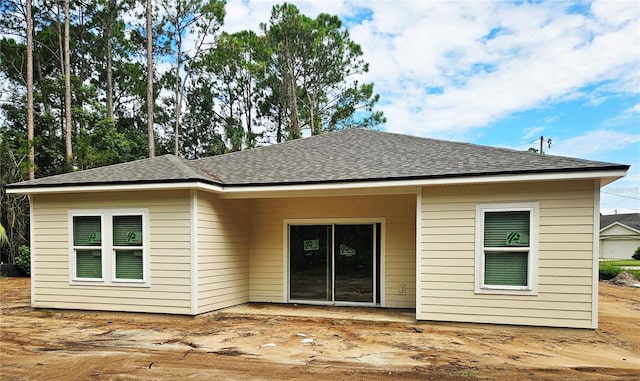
[15,246,30,275]
[0,139,30,265]
[0,223,7,246]
[629,270,640,281]
[633,246,640,260]
[599,261,622,280]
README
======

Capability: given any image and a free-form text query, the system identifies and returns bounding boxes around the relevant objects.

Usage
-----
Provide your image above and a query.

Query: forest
[0,0,386,265]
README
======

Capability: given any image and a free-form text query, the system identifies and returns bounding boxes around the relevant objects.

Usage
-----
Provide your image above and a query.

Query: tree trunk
[56,4,65,142]
[305,88,316,135]
[105,0,114,121]
[285,50,299,139]
[64,0,72,170]
[174,27,182,156]
[146,0,155,157]
[26,0,34,180]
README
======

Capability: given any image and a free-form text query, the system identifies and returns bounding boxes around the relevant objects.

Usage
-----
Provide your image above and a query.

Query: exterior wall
[600,225,640,259]
[249,194,416,308]
[196,191,250,313]
[419,180,597,328]
[30,190,192,314]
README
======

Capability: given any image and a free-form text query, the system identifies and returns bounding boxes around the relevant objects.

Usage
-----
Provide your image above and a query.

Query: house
[6,129,629,329]
[600,213,640,260]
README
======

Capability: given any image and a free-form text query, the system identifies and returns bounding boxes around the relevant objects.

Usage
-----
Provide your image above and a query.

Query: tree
[186,30,266,156]
[262,3,385,140]
[62,0,72,168]
[26,0,34,179]
[63,0,72,169]
[157,0,225,156]
[146,0,155,157]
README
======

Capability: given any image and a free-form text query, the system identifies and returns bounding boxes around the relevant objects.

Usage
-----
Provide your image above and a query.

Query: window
[69,209,148,286]
[475,203,538,295]
[113,215,144,280]
[73,216,103,279]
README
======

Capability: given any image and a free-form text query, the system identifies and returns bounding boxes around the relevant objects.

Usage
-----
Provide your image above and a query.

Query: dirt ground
[1,278,639,380]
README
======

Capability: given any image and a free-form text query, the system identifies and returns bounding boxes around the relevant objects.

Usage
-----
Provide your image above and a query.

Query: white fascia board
[6,169,627,197]
[220,169,628,198]
[5,181,224,195]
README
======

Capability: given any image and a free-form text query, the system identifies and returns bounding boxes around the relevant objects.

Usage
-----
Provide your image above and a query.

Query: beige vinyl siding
[196,191,250,313]
[419,180,597,328]
[31,190,192,314]
[249,194,416,308]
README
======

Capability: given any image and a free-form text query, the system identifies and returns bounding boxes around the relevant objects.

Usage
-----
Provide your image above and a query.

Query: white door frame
[283,217,386,307]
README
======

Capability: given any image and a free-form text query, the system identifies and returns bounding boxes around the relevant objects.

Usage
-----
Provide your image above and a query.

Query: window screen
[73,216,101,246]
[484,211,530,247]
[115,250,143,279]
[76,250,102,278]
[484,252,528,286]
[113,215,142,246]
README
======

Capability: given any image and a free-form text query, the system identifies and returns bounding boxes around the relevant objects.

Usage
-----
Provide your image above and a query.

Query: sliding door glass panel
[289,225,332,301]
[334,224,374,303]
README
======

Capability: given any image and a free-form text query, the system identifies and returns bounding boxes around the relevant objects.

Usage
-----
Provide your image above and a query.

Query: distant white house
[600,213,640,260]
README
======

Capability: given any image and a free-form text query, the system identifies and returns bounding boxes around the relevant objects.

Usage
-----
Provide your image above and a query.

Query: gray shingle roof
[6,154,212,188]
[601,213,640,232]
[7,128,629,190]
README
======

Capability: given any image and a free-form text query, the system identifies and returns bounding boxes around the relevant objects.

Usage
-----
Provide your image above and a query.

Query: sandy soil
[1,278,639,380]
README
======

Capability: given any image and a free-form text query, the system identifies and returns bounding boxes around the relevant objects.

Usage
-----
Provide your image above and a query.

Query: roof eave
[6,167,628,196]
[219,168,628,198]
[5,178,225,194]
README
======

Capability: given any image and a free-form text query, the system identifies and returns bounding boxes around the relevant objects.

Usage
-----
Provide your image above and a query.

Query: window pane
[113,215,143,246]
[115,250,143,279]
[485,251,528,286]
[484,211,529,247]
[73,216,101,246]
[76,249,102,278]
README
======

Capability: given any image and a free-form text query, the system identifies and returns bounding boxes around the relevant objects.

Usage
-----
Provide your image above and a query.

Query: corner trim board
[591,181,600,329]
[190,190,198,315]
[415,187,422,319]
[29,196,35,307]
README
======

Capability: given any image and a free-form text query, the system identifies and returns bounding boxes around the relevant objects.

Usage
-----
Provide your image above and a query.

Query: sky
[217,0,640,215]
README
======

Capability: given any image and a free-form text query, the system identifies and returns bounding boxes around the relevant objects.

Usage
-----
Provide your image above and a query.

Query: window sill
[70,280,150,288]
[475,286,537,296]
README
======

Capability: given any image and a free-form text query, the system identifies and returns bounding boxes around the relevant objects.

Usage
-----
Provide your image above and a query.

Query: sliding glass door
[289,225,332,301]
[289,223,376,305]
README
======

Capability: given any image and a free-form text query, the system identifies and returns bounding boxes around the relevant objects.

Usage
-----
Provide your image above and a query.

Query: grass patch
[629,270,640,281]
[606,260,640,266]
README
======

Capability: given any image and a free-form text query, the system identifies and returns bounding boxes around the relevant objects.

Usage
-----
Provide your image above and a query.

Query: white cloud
[330,1,639,139]
[522,126,547,141]
[550,129,640,158]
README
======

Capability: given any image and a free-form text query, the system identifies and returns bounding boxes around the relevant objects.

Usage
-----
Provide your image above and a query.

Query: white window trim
[68,208,150,287]
[475,202,539,295]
